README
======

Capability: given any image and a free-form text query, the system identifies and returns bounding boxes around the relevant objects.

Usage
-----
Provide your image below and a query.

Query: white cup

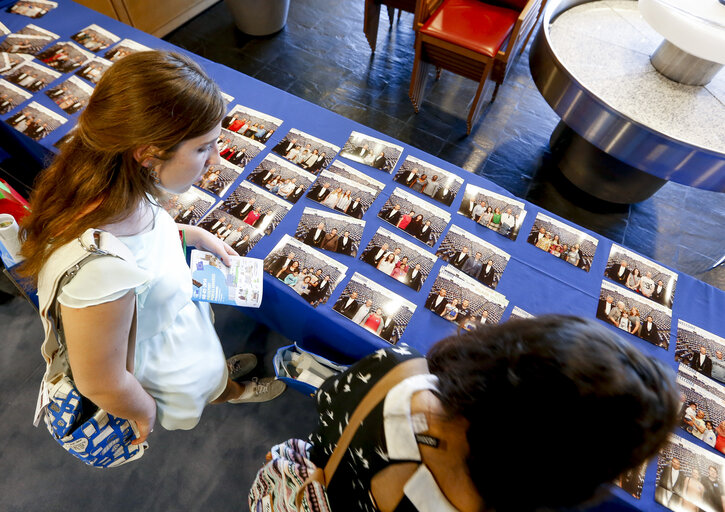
[0,213,24,266]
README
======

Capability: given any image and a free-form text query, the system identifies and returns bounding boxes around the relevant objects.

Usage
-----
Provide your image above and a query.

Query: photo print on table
[338,130,403,173]
[359,227,436,292]
[458,183,527,241]
[45,75,93,115]
[676,320,725,387]
[104,39,150,62]
[527,212,598,271]
[0,21,8,36]
[377,187,451,247]
[605,243,678,309]
[218,180,292,236]
[263,234,348,308]
[194,205,263,256]
[596,280,671,350]
[166,186,217,226]
[71,24,120,53]
[220,91,234,105]
[246,153,316,204]
[655,433,725,511]
[6,100,65,140]
[0,33,51,55]
[294,207,365,258]
[74,56,111,85]
[3,59,60,92]
[271,128,340,174]
[307,167,382,219]
[15,22,58,39]
[436,224,510,290]
[425,265,509,330]
[222,104,282,145]
[0,78,31,114]
[6,0,57,18]
[217,127,265,170]
[333,272,416,344]
[53,129,74,149]
[194,158,241,198]
[676,364,725,451]
[327,159,385,193]
[36,41,94,73]
[393,155,463,207]
[0,52,33,73]
[615,461,647,500]
[509,306,534,321]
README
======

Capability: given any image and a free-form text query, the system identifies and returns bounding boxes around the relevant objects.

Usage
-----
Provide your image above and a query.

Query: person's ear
[133,145,162,168]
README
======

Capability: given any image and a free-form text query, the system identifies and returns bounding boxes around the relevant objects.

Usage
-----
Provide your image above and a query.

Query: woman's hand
[180,224,237,266]
[131,401,157,445]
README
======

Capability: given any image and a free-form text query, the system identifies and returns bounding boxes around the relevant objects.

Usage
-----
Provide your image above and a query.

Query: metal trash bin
[223,0,291,36]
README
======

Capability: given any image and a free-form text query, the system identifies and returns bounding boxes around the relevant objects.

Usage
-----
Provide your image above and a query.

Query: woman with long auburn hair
[19,51,285,446]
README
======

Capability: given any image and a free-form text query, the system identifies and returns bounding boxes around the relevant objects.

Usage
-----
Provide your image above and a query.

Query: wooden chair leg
[363,0,382,52]
[491,82,501,103]
[435,67,442,80]
[409,40,431,113]
[387,6,395,28]
[466,63,494,134]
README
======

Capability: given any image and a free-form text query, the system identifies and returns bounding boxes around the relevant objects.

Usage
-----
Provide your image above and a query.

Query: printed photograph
[222,104,282,145]
[333,272,416,344]
[0,52,33,73]
[425,265,509,329]
[263,234,348,308]
[0,78,31,114]
[194,158,241,198]
[436,224,510,290]
[53,129,74,149]
[245,153,316,204]
[676,320,725,388]
[338,130,403,173]
[527,212,598,272]
[165,187,217,226]
[655,434,725,512]
[15,22,58,39]
[74,56,111,85]
[605,243,678,309]
[218,180,292,236]
[458,183,527,241]
[271,128,340,174]
[6,0,57,18]
[615,462,647,500]
[0,21,8,36]
[677,364,725,453]
[36,41,94,73]
[0,32,53,55]
[326,159,385,194]
[377,187,451,247]
[45,75,93,114]
[306,168,381,219]
[217,127,265,170]
[6,100,65,140]
[359,227,437,292]
[509,306,534,321]
[393,155,463,207]
[3,59,60,92]
[104,39,150,62]
[194,205,263,256]
[294,207,365,257]
[71,24,119,53]
[596,280,672,350]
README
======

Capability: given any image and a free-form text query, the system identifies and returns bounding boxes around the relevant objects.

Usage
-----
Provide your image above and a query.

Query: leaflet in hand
[190,250,263,308]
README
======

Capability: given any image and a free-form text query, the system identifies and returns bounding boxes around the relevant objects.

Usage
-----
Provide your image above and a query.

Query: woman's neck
[100,200,155,236]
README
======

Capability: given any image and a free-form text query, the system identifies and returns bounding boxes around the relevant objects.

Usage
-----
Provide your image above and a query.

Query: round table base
[650,40,723,86]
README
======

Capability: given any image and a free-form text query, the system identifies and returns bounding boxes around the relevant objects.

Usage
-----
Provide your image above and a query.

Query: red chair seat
[420,0,520,58]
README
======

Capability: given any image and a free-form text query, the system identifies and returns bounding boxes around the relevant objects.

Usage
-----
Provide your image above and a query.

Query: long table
[2,2,725,511]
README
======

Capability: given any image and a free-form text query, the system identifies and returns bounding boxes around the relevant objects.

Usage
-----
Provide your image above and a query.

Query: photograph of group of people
[166,187,216,227]
[306,169,379,219]
[436,224,510,290]
[7,0,57,18]
[333,272,416,343]
[0,32,48,55]
[360,227,436,292]
[263,235,348,307]
[377,187,451,247]
[338,130,403,173]
[6,100,65,140]
[458,183,527,241]
[677,365,725,453]
[596,280,672,349]
[271,128,339,175]
[36,41,93,74]
[616,462,647,500]
[676,320,725,387]
[4,59,60,92]
[0,52,32,74]
[393,155,463,207]
[74,56,111,85]
[509,306,534,321]
[194,159,241,198]
[103,39,149,62]
[217,127,265,169]
[326,159,385,194]
[605,244,678,309]
[44,75,92,114]
[218,181,292,236]
[656,434,725,512]
[71,24,119,53]
[195,207,262,256]
[527,212,598,272]
[0,78,30,114]
[425,265,509,329]
[295,207,365,257]
[245,153,315,204]
[222,104,282,145]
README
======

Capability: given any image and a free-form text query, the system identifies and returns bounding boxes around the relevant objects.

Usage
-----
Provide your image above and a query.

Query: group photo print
[436,224,510,290]
[263,234,348,307]
[457,183,528,241]
[6,100,65,140]
[0,52,32,74]
[245,153,315,204]
[616,462,647,501]
[103,38,149,62]
[222,103,282,145]
[71,24,119,53]
[194,206,263,256]
[218,180,292,236]
[326,159,385,195]
[74,56,111,84]
[194,159,241,198]
[165,187,216,226]
[306,168,380,219]
[4,22,57,49]
[271,128,339,174]
[377,187,451,247]
[217,127,265,170]
[333,272,416,344]
[676,364,725,454]
[605,243,678,309]
[393,155,463,207]
[509,306,534,321]
[35,40,93,74]
[359,227,437,292]
[294,207,365,257]
[44,75,93,115]
[4,59,60,92]
[0,78,31,114]
[527,212,598,271]
[676,320,725,387]
[338,130,403,173]
[7,0,57,18]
